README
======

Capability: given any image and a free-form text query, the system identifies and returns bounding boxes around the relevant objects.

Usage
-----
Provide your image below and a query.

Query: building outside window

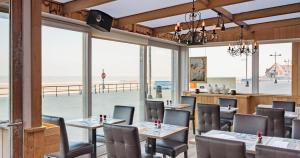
[259,43,292,95]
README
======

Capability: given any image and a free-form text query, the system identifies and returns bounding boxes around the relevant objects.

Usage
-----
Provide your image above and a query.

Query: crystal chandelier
[173,0,225,45]
[228,25,258,56]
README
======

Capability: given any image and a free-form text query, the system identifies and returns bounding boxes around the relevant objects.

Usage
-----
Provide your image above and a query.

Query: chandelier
[173,0,226,45]
[227,25,258,56]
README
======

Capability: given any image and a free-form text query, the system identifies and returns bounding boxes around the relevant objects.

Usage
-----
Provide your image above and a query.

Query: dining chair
[145,100,164,122]
[103,123,148,158]
[181,96,196,134]
[272,100,296,137]
[156,109,190,158]
[292,119,300,139]
[256,107,285,137]
[233,114,268,135]
[42,115,94,158]
[256,144,300,158]
[197,104,221,134]
[219,98,237,131]
[97,105,135,142]
[195,135,246,158]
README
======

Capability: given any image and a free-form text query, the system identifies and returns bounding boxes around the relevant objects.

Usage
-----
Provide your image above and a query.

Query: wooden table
[164,104,190,110]
[220,107,238,113]
[134,122,188,157]
[66,117,125,158]
[257,104,299,119]
[189,130,300,154]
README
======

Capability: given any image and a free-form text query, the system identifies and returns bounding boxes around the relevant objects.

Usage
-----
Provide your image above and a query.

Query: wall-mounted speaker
[87,10,113,32]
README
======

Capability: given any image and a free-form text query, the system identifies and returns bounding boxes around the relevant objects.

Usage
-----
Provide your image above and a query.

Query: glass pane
[42,26,85,141]
[190,46,252,93]
[0,9,11,157]
[259,43,292,95]
[92,39,141,122]
[147,46,173,102]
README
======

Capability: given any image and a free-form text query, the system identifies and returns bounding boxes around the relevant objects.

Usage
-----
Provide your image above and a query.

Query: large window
[259,43,292,95]
[0,12,9,121]
[190,46,252,93]
[42,26,86,141]
[92,39,141,122]
[147,46,174,102]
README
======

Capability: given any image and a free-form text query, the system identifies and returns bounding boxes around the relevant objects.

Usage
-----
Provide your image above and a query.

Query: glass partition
[147,46,174,102]
[259,43,292,95]
[92,38,141,122]
[42,26,86,141]
[190,46,253,93]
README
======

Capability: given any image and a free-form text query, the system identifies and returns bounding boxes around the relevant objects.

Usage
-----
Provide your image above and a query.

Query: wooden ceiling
[38,0,300,42]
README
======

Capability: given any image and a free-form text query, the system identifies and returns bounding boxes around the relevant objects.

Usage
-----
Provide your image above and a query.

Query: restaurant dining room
[2,0,300,158]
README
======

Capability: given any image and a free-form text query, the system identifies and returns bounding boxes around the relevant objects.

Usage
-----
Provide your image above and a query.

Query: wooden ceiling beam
[63,0,115,14]
[154,3,300,34]
[117,0,251,26]
[199,0,248,27]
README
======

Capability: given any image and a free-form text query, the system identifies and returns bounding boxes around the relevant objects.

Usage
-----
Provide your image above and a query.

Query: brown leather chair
[219,98,237,130]
[256,144,300,158]
[195,135,246,158]
[256,107,285,137]
[145,100,164,122]
[181,96,196,134]
[103,123,147,158]
[197,104,220,134]
[156,109,190,158]
[42,115,94,158]
[292,119,300,139]
[97,105,135,142]
[272,101,296,137]
[233,114,268,135]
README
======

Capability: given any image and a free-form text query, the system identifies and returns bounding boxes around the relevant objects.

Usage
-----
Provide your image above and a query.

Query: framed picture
[190,57,207,83]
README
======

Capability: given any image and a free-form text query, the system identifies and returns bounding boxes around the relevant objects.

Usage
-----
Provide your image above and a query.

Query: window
[190,46,252,93]
[259,43,292,95]
[147,46,174,102]
[92,39,141,122]
[42,26,86,141]
[0,12,9,121]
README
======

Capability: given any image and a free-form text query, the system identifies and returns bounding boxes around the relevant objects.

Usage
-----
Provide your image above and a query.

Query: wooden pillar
[292,42,300,97]
[10,0,23,157]
[21,0,44,158]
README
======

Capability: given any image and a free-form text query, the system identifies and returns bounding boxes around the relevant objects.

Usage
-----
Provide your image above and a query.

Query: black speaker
[87,10,113,32]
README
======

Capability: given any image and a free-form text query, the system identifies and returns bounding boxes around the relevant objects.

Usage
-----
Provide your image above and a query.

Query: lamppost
[284,59,291,83]
[270,52,282,84]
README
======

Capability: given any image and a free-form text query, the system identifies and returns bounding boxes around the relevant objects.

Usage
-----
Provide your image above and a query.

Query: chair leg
[163,154,167,158]
[192,119,195,134]
[184,151,188,158]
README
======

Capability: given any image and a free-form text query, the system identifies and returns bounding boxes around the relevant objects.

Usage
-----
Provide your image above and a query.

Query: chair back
[195,135,246,158]
[113,105,135,125]
[181,96,196,116]
[256,145,300,158]
[256,107,285,137]
[219,98,237,120]
[292,119,300,139]
[233,114,268,135]
[42,115,69,157]
[163,109,190,143]
[197,104,220,134]
[104,124,142,158]
[272,101,295,112]
[145,101,164,122]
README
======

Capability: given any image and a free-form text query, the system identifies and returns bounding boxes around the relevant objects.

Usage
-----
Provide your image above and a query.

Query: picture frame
[189,57,207,83]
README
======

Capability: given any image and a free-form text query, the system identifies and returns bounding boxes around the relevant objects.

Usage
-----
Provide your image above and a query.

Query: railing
[0,83,140,97]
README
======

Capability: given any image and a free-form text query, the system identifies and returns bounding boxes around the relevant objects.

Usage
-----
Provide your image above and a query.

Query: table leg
[91,129,97,158]
[145,137,161,158]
